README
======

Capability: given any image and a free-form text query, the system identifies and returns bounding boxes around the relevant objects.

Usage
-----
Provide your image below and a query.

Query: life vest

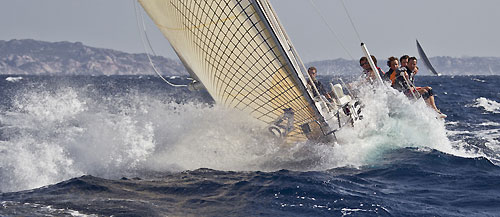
[387,69,397,85]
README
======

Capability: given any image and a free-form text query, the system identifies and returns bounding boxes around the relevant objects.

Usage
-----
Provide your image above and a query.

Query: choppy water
[0,74,499,216]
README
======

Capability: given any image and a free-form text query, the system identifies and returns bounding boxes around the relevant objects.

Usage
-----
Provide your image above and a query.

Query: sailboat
[416,39,441,76]
[138,0,361,143]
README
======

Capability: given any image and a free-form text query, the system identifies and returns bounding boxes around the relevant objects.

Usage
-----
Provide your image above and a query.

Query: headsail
[416,39,440,76]
[138,0,330,143]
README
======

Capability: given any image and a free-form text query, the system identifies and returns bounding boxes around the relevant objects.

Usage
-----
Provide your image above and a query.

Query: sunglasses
[360,62,368,66]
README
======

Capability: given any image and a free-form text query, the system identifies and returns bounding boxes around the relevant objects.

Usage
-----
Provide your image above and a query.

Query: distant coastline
[308,56,499,76]
[1,39,498,76]
[0,39,186,76]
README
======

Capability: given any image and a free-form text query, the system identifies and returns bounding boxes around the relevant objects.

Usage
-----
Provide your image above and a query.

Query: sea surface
[0,74,499,216]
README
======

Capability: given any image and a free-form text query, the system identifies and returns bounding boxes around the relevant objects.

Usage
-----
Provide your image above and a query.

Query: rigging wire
[133,0,187,87]
[338,0,389,86]
[307,0,355,60]
[339,0,362,43]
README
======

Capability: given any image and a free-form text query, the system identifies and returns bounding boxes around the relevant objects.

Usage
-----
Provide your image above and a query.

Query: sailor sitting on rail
[390,56,446,118]
[399,55,431,94]
[405,56,432,94]
[359,55,385,83]
[307,67,332,102]
[384,56,402,85]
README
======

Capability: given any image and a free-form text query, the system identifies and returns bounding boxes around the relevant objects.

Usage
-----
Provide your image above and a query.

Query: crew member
[395,57,446,118]
[307,67,332,101]
[359,55,385,83]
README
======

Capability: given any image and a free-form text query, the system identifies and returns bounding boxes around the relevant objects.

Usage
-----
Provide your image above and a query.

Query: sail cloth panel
[139,0,323,142]
[416,39,439,76]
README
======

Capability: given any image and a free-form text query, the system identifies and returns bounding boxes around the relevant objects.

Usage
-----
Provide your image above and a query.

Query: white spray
[0,83,475,192]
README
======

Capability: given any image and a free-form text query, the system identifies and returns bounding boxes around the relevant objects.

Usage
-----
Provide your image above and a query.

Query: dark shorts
[418,87,433,100]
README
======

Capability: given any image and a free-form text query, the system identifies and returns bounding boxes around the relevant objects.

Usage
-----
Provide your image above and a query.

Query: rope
[139,6,158,57]
[308,0,355,60]
[340,0,362,43]
[133,0,187,87]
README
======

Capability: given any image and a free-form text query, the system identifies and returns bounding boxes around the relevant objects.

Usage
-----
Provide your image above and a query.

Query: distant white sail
[139,0,330,143]
[416,39,440,76]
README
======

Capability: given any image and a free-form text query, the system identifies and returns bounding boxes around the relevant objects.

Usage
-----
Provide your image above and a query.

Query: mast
[253,0,329,123]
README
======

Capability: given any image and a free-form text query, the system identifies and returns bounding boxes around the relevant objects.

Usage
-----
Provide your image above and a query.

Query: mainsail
[138,0,330,143]
[416,39,440,76]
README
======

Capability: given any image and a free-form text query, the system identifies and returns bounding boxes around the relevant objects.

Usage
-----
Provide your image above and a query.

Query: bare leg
[424,96,440,113]
[418,88,443,113]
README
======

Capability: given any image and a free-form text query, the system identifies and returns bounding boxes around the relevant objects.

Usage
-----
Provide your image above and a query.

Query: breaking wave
[5,76,23,82]
[0,78,476,192]
[471,97,500,114]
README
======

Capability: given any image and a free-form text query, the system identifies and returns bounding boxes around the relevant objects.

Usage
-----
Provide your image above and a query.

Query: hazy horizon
[2,0,499,63]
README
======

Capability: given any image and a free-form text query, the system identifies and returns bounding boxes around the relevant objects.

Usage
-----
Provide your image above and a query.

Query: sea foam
[472,97,500,114]
[5,76,23,82]
[0,80,474,192]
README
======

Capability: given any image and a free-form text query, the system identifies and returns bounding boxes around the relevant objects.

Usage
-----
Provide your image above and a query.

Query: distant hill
[0,39,186,75]
[308,56,499,76]
[1,39,498,76]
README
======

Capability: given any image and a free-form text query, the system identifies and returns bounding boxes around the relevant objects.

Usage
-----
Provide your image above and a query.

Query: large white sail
[139,0,329,143]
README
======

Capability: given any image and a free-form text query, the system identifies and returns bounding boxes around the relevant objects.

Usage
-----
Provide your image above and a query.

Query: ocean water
[0,74,499,216]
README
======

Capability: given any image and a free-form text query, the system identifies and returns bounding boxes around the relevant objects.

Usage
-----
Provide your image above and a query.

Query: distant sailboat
[416,39,441,76]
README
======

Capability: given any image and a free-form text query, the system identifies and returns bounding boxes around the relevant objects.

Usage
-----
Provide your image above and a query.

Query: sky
[1,0,499,63]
